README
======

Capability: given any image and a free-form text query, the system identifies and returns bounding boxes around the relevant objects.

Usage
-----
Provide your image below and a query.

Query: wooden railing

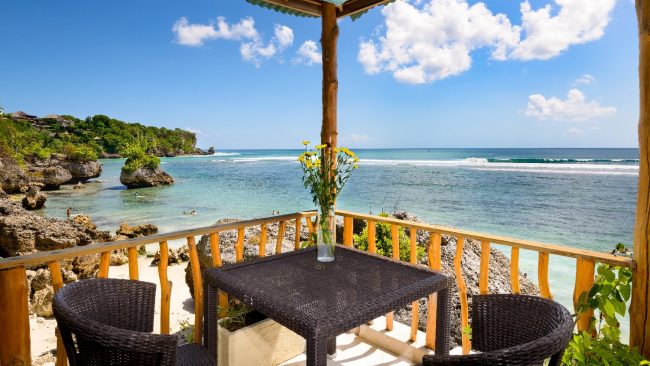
[0,209,636,364]
[335,210,635,354]
[0,211,317,366]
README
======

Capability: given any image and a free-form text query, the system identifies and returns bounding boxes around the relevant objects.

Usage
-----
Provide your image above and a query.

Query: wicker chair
[421,294,574,366]
[53,278,214,366]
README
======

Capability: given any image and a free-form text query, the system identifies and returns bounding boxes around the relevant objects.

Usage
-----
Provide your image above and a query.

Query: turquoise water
[41,148,639,333]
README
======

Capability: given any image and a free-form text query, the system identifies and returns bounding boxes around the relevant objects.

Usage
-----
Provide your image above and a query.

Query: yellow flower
[315,144,327,150]
[333,147,339,154]
[354,157,359,163]
[302,140,310,146]
[353,164,359,169]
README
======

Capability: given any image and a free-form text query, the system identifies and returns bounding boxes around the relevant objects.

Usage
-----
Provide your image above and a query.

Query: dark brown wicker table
[203,245,451,366]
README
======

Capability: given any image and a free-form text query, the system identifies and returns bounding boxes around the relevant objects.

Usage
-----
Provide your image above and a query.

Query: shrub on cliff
[62,143,99,162]
[121,145,160,173]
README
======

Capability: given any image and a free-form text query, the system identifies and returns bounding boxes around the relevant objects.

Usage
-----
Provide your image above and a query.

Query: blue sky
[0,0,639,149]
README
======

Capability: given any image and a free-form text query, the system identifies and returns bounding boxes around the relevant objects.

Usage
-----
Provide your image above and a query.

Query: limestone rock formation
[42,166,72,190]
[64,160,102,183]
[120,167,174,189]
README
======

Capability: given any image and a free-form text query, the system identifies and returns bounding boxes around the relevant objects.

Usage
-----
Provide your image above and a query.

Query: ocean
[41,148,639,334]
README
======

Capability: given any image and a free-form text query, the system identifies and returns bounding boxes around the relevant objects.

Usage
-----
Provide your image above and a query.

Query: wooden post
[321,2,339,159]
[0,267,31,366]
[631,0,650,354]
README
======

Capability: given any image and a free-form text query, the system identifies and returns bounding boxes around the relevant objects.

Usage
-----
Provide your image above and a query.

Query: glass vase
[317,205,336,262]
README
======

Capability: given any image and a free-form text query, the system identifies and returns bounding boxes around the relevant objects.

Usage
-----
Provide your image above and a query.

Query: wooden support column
[631,0,650,355]
[0,267,31,366]
[321,2,339,158]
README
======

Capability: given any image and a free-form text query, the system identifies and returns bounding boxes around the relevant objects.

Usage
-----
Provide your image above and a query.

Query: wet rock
[22,186,47,210]
[116,222,158,238]
[120,167,173,189]
[72,182,86,190]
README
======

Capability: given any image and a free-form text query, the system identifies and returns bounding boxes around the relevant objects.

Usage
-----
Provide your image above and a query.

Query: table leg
[203,283,218,359]
[306,336,328,366]
[435,287,451,356]
[327,336,336,356]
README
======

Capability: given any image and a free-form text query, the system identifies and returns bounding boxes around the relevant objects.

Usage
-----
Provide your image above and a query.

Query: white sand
[30,256,195,363]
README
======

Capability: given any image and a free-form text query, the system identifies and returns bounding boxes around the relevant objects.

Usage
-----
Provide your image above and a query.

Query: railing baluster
[367,221,377,254]
[510,247,521,294]
[409,227,418,342]
[158,241,171,335]
[479,240,491,295]
[277,221,286,253]
[48,261,67,366]
[209,233,222,267]
[236,227,245,263]
[0,266,31,366]
[574,258,595,332]
[98,251,110,278]
[128,247,139,280]
[343,217,353,247]
[187,236,203,344]
[259,224,268,257]
[386,224,400,331]
[455,235,471,354]
[209,233,229,319]
[426,232,441,350]
[538,252,553,299]
[294,218,301,251]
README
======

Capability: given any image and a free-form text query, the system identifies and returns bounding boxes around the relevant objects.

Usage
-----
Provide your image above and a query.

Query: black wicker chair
[422,294,574,366]
[53,278,214,366]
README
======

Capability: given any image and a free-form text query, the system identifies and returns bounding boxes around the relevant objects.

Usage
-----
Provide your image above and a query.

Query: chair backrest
[53,278,179,366]
[422,294,574,366]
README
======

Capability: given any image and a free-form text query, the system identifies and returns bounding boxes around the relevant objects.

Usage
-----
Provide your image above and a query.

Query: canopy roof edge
[246,0,396,19]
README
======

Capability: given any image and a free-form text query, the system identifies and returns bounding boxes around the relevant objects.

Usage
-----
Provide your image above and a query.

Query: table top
[204,245,450,338]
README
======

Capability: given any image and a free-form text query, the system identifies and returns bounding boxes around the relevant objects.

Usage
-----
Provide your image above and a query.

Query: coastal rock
[72,214,96,231]
[63,160,102,183]
[42,166,72,190]
[110,249,129,265]
[0,186,7,199]
[22,186,47,210]
[185,218,310,298]
[120,167,174,189]
[116,222,158,238]
[31,285,54,317]
[0,156,30,193]
[151,246,190,266]
[0,197,110,257]
[73,182,86,190]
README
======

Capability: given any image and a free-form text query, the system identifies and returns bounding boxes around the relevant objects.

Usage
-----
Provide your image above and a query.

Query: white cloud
[172,17,259,46]
[572,74,596,86]
[525,88,616,121]
[173,16,293,67]
[510,0,615,60]
[358,0,615,84]
[567,127,583,135]
[294,41,322,65]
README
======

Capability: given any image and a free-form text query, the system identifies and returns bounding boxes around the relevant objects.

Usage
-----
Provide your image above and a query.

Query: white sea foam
[221,155,638,175]
[358,157,639,175]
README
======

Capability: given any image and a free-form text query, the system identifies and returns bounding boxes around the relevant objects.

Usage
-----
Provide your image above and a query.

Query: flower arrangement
[298,141,358,261]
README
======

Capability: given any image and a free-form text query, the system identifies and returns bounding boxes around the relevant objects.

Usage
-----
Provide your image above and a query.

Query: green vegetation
[354,212,425,262]
[562,244,649,366]
[0,113,197,163]
[122,144,161,173]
